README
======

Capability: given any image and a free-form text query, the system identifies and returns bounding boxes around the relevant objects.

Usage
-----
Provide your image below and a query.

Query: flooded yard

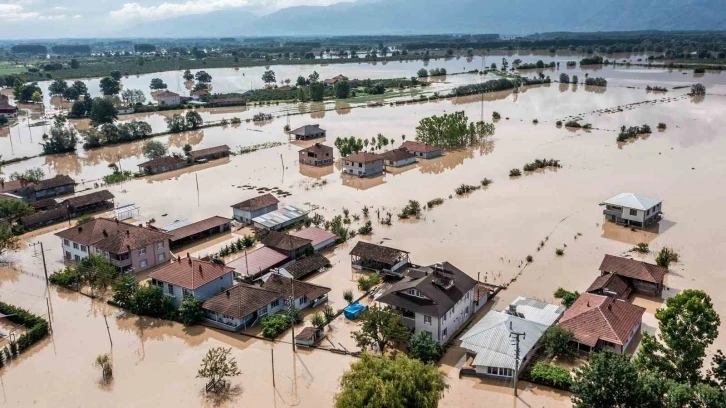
[2,58,726,407]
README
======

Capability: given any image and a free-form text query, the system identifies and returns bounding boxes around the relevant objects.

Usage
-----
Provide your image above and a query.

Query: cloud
[0,3,40,21]
[110,0,251,20]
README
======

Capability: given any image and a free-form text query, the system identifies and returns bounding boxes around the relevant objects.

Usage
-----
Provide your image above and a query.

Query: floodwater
[2,58,726,407]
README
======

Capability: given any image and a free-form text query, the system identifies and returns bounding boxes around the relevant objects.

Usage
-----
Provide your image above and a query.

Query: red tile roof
[291,227,338,248]
[299,143,333,157]
[558,293,645,347]
[149,256,233,290]
[226,246,289,278]
[586,274,632,300]
[55,218,171,253]
[261,231,312,252]
[230,193,279,212]
[202,283,282,319]
[400,141,443,153]
[599,254,667,284]
[344,152,384,164]
[261,273,331,302]
[382,148,416,162]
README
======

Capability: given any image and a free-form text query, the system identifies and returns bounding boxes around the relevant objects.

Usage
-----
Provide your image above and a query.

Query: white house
[230,193,279,224]
[153,90,181,106]
[148,255,235,308]
[376,262,478,344]
[201,272,331,331]
[600,192,663,228]
[342,152,384,177]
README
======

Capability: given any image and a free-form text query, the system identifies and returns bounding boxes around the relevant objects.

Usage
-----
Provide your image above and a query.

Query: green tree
[541,325,575,359]
[195,71,212,83]
[70,80,88,96]
[70,59,79,69]
[310,82,324,102]
[99,77,121,96]
[311,312,326,329]
[351,306,409,353]
[70,100,87,118]
[111,274,138,308]
[110,70,122,81]
[31,91,42,104]
[308,71,320,83]
[184,110,203,129]
[335,353,447,408]
[197,347,241,393]
[178,295,204,325]
[131,284,174,318]
[571,352,643,408]
[0,223,20,257]
[710,350,726,391]
[41,116,78,154]
[183,70,194,81]
[149,78,167,90]
[334,80,350,99]
[165,114,186,132]
[296,76,307,86]
[48,79,68,96]
[296,87,309,102]
[559,73,570,83]
[142,140,168,159]
[691,83,706,96]
[121,89,146,106]
[89,98,118,126]
[75,214,94,225]
[408,331,443,364]
[261,70,276,84]
[77,254,118,291]
[554,287,580,307]
[417,68,429,77]
[416,111,488,147]
[636,289,720,384]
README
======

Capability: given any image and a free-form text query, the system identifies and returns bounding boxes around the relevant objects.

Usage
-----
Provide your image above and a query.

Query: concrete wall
[385,157,417,167]
[163,272,234,308]
[233,203,278,223]
[61,239,90,261]
[299,151,333,166]
[437,288,475,343]
[343,160,384,177]
[129,240,170,271]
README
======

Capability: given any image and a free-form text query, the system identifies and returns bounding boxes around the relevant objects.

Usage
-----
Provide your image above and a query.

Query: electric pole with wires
[510,328,525,396]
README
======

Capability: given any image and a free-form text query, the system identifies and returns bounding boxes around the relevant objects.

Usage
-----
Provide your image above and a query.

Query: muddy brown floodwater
[2,61,726,407]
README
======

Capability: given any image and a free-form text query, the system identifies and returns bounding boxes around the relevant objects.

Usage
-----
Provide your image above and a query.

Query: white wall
[61,239,90,261]
[620,207,645,223]
[437,288,475,344]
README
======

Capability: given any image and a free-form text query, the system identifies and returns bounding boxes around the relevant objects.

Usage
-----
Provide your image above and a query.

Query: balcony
[603,209,622,218]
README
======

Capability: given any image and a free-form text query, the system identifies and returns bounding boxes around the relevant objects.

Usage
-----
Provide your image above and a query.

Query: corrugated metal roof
[161,218,191,231]
[508,296,565,326]
[252,205,308,229]
[460,311,548,370]
[600,193,661,211]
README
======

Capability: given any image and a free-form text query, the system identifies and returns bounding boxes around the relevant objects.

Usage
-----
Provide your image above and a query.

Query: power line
[510,327,526,397]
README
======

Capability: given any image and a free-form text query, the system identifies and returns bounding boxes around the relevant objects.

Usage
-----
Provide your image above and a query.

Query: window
[358,163,362,168]
[80,245,87,253]
[139,259,148,268]
[65,251,71,259]
[156,242,164,251]
[442,314,446,322]
[629,209,637,216]
[74,255,81,261]
[73,243,79,249]
[299,296,308,306]
[63,239,70,246]
[424,315,431,324]
[271,299,280,308]
[259,306,268,316]
[182,288,190,297]
[138,248,146,256]
[442,328,448,338]
[157,253,165,262]
[167,283,174,295]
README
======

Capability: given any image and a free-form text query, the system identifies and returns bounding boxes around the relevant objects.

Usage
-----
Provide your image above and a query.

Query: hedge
[526,362,572,391]
[0,301,49,365]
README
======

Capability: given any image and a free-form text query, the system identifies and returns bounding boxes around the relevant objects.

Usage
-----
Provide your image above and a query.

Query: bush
[49,267,80,287]
[541,326,575,359]
[657,122,667,130]
[556,120,562,127]
[398,200,422,219]
[261,314,292,339]
[130,285,175,319]
[408,331,443,364]
[481,178,492,187]
[528,362,572,390]
[509,168,522,177]
[655,247,679,267]
[358,220,373,235]
[357,273,381,292]
[555,248,565,256]
[0,301,49,354]
[178,295,204,325]
[343,289,354,304]
[426,198,444,209]
[564,120,581,128]
[523,159,560,172]
[455,184,480,195]
[526,255,533,263]
[492,111,501,120]
[632,243,649,253]
[554,288,579,307]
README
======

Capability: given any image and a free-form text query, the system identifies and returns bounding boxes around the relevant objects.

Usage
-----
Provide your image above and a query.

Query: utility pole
[271,348,276,388]
[33,241,52,333]
[510,328,526,397]
[290,278,296,352]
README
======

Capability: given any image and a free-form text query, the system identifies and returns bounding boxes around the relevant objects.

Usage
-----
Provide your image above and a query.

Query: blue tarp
[343,302,368,320]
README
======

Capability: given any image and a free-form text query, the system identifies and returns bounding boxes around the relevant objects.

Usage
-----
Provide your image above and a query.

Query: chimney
[177,256,181,263]
[432,262,454,290]
[587,301,590,307]
[188,257,192,265]
[608,303,612,311]
[102,229,108,237]
[509,321,512,330]
[198,265,203,275]
[125,230,130,236]
[78,226,83,233]
[226,290,230,298]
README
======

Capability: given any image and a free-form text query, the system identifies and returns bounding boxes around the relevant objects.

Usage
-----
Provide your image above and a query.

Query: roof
[349,241,408,265]
[64,190,114,208]
[165,216,231,242]
[202,283,282,319]
[19,207,68,227]
[0,179,35,193]
[506,297,566,326]
[153,90,180,98]
[137,155,186,169]
[290,124,325,136]
[299,143,333,156]
[189,145,230,159]
[55,218,171,253]
[35,175,75,191]
[30,198,58,210]
[291,227,338,248]
[599,254,667,284]
[252,205,309,229]
[261,273,331,302]
[282,253,331,279]
[558,293,645,347]
[261,230,312,252]
[461,311,549,370]
[586,274,632,300]
[227,246,290,278]
[344,152,384,164]
[600,193,661,211]
[377,262,478,318]
[295,326,319,341]
[401,141,443,153]
[149,256,234,290]
[382,148,416,162]
[230,193,279,212]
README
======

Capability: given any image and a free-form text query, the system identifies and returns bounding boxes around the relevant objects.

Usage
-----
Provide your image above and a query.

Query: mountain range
[128,0,726,38]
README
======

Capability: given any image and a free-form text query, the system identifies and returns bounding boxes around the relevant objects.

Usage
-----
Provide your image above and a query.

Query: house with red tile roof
[400,141,443,159]
[598,254,668,296]
[230,193,279,224]
[558,293,645,354]
[342,152,384,177]
[149,255,234,307]
[54,218,171,272]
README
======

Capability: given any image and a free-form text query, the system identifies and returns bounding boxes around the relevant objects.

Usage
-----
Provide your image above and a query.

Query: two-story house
[600,192,663,228]
[0,175,75,202]
[149,255,235,308]
[298,143,333,166]
[230,193,279,224]
[342,152,384,177]
[376,262,478,344]
[54,218,172,272]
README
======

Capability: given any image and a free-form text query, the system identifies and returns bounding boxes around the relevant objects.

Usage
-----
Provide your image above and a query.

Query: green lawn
[0,64,27,75]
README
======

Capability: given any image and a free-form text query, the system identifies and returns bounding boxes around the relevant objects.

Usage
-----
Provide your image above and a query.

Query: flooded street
[2,57,726,407]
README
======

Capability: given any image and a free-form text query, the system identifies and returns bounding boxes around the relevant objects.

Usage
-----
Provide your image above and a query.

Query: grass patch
[455,184,481,195]
[632,243,649,254]
[480,178,493,187]
[426,198,444,209]
[103,170,134,184]
[523,159,561,172]
[509,168,522,177]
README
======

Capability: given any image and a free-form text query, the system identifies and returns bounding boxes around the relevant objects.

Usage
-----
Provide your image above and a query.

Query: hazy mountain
[121,0,725,38]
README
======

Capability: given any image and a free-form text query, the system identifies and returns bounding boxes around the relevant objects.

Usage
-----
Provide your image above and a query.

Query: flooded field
[2,57,726,407]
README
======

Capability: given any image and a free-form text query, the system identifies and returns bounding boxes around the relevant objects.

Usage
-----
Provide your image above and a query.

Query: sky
[0,0,355,39]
